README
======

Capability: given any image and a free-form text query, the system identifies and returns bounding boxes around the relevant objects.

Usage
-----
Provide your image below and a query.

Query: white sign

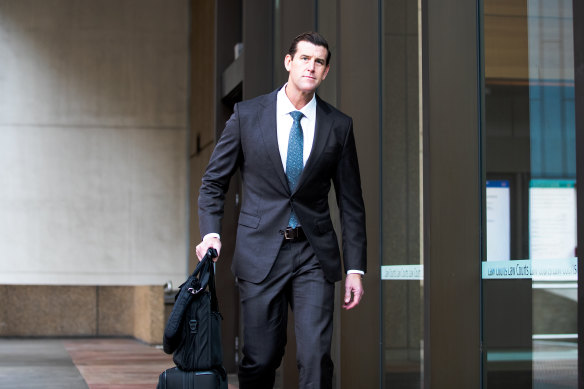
[486,181,510,261]
[529,180,577,259]
[381,265,423,280]
[482,258,578,281]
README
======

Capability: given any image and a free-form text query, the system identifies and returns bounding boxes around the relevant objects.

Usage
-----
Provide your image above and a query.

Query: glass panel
[381,0,424,387]
[482,0,577,387]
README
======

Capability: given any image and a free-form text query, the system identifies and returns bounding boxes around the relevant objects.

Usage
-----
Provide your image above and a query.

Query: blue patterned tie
[286,111,304,228]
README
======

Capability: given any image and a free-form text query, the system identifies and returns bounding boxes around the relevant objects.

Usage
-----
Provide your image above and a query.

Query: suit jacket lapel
[294,95,334,194]
[258,89,290,193]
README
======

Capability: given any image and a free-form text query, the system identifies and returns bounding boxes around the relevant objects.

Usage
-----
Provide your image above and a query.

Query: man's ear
[284,54,292,71]
[322,64,331,80]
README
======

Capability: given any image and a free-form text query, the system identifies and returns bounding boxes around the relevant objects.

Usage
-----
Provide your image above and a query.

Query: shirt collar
[277,83,317,121]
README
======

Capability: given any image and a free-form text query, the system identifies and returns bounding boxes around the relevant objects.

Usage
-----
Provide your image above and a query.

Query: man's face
[285,40,330,96]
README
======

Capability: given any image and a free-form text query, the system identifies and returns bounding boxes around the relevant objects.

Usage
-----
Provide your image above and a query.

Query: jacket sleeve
[332,119,367,274]
[198,103,243,238]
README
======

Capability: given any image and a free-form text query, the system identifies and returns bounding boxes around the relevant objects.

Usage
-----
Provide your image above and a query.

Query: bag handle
[188,248,220,312]
[186,248,217,295]
[207,252,220,313]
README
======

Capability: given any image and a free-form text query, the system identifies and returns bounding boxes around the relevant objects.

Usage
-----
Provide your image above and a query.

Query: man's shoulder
[237,89,278,112]
[316,95,352,122]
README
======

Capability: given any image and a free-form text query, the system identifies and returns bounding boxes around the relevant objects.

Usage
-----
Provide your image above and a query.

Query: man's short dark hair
[288,31,331,65]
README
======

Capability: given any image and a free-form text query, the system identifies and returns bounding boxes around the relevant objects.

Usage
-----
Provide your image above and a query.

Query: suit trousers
[237,239,335,389]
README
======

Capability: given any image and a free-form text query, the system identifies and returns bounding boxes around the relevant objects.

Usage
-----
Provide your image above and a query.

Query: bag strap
[183,248,217,295]
[207,253,220,312]
[190,248,220,312]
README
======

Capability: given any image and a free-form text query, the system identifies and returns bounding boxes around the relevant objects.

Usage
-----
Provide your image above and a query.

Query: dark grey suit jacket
[198,87,366,283]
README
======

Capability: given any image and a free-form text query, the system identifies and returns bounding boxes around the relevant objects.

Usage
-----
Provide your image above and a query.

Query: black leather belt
[280,226,306,241]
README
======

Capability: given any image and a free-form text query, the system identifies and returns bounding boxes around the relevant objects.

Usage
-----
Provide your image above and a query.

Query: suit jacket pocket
[238,212,260,229]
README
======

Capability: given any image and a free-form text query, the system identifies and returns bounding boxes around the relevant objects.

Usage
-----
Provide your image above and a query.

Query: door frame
[573,0,584,386]
[421,0,483,387]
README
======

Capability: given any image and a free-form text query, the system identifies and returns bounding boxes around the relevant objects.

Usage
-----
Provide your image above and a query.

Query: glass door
[381,0,424,387]
[482,0,578,387]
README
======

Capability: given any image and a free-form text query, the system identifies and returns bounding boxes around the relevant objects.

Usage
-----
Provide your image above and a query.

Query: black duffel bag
[162,248,223,372]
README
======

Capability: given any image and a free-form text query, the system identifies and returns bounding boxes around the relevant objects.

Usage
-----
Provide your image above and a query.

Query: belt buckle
[284,227,297,240]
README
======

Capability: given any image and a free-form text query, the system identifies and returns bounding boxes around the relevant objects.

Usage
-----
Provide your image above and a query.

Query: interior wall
[0,0,190,286]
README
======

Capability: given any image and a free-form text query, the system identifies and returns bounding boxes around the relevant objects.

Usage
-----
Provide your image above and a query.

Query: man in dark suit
[195,31,367,389]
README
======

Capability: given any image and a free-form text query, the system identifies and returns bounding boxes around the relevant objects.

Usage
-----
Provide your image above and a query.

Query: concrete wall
[0,285,164,344]
[0,0,190,287]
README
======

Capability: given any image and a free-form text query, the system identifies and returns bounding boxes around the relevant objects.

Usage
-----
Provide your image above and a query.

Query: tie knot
[290,111,303,123]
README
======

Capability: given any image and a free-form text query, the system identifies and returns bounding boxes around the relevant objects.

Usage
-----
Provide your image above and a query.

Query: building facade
[188,0,583,387]
[0,0,581,387]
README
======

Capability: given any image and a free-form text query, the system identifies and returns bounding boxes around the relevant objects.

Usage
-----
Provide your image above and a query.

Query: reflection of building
[0,0,582,388]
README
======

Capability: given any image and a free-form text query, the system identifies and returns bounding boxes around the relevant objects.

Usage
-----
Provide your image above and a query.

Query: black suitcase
[156,367,227,389]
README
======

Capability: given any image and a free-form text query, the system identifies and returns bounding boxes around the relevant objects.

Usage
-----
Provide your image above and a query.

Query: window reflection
[483,0,577,387]
[381,0,424,387]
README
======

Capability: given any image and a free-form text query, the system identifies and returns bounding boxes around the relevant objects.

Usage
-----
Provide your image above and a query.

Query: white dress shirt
[276,84,316,170]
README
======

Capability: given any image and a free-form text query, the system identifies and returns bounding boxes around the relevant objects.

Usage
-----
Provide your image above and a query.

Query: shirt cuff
[203,233,221,241]
[347,270,364,275]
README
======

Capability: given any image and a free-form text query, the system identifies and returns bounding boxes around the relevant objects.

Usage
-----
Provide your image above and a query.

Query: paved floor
[0,338,238,389]
[0,339,88,389]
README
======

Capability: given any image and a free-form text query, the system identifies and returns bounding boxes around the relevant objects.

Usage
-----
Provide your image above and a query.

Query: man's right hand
[196,236,221,262]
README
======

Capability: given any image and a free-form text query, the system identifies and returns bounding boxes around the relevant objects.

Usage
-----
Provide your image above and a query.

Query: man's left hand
[343,273,364,310]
